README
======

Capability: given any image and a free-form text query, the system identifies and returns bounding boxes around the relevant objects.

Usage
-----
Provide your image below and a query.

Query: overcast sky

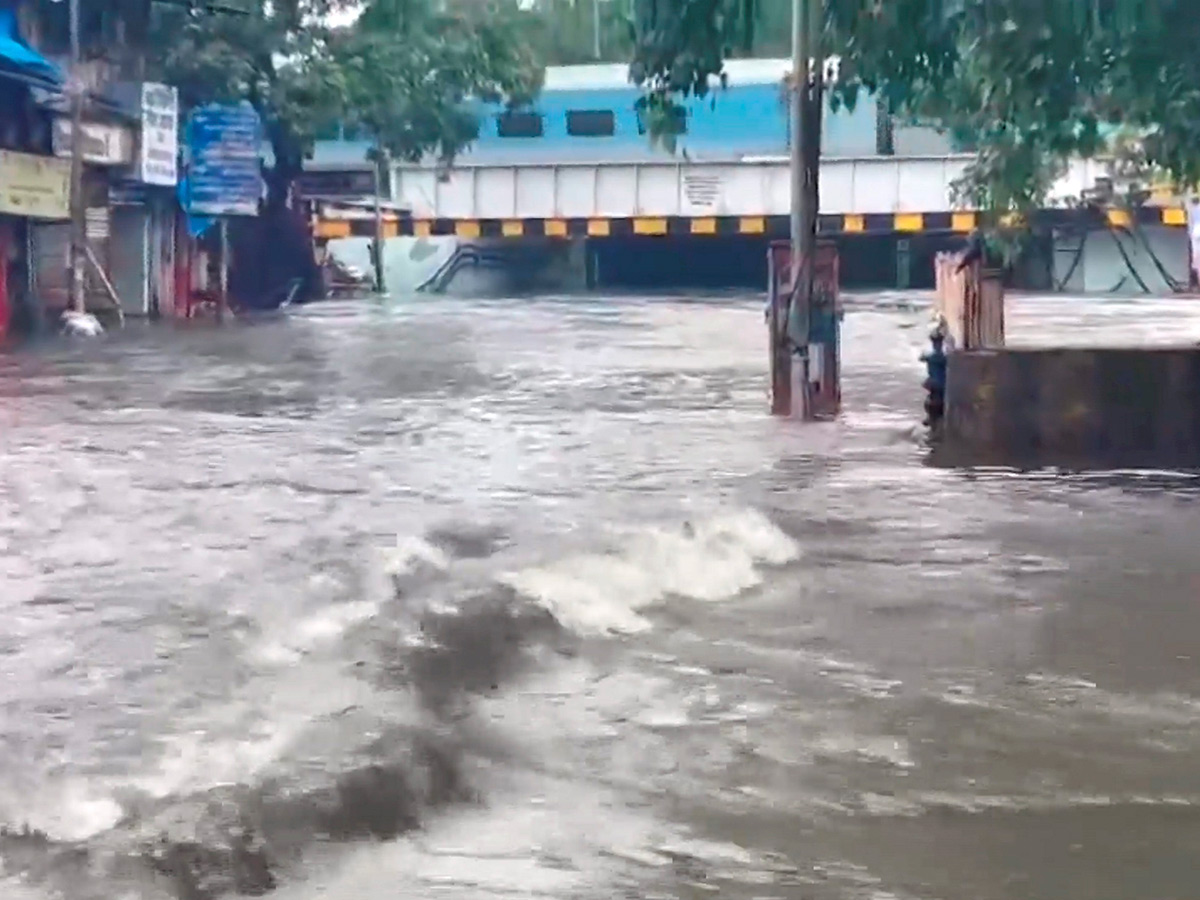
[326,4,363,26]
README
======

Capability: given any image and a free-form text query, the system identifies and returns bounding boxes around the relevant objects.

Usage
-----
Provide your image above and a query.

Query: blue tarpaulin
[177,177,215,238]
[0,8,63,92]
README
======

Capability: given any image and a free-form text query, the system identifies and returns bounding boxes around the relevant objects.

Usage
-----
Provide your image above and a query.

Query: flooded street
[2,292,1200,900]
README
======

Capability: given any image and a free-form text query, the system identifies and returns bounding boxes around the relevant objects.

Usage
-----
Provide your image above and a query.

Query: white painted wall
[327,236,460,295]
[1054,225,1189,295]
[394,156,977,220]
[393,156,1121,221]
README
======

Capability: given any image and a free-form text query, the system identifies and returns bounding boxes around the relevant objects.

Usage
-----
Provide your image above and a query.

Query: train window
[635,105,688,136]
[496,111,544,138]
[566,110,616,137]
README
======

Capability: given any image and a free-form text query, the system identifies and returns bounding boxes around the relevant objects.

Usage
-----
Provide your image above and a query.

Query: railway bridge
[305,60,1191,294]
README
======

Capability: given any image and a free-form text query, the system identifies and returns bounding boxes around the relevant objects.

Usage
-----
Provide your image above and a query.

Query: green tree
[522,0,638,65]
[148,0,352,206]
[629,0,1196,219]
[145,0,544,303]
[338,0,543,168]
[149,0,544,206]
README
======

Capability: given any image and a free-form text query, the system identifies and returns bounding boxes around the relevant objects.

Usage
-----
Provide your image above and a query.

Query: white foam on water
[252,599,382,666]
[129,656,387,802]
[0,779,125,843]
[251,533,446,666]
[0,873,56,900]
[812,733,915,770]
[130,709,312,802]
[902,790,1163,815]
[12,532,448,844]
[272,771,668,900]
[381,534,450,578]
[501,508,799,635]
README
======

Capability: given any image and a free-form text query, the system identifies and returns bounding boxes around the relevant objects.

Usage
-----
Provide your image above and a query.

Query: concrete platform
[941,347,1200,468]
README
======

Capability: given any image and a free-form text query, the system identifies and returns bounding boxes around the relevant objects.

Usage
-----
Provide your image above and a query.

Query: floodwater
[1,292,1200,900]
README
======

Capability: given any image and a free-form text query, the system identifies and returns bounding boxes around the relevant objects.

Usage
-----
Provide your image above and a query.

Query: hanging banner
[0,150,70,219]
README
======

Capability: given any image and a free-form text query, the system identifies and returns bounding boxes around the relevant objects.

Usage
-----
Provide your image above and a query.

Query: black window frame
[635,104,688,137]
[566,109,616,138]
[496,111,544,138]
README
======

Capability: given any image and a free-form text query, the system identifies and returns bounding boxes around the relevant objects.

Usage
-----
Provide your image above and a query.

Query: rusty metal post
[372,152,387,294]
[806,241,841,418]
[217,218,229,322]
[768,242,793,415]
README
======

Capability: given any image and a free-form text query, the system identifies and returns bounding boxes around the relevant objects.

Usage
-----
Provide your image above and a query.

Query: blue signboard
[186,102,263,217]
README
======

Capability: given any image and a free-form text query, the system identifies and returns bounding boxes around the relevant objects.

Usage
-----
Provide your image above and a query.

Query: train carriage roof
[542,58,811,92]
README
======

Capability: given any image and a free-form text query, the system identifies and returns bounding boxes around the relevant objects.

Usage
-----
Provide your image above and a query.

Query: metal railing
[415,245,511,293]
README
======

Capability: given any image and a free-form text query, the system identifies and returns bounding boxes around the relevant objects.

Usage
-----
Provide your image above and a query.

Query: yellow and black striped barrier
[315,207,1188,241]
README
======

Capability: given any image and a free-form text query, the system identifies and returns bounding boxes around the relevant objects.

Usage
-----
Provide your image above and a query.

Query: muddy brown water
[0,292,1199,899]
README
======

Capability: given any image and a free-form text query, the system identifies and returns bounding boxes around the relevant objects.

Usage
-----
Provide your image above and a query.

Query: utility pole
[789,0,809,267]
[67,0,86,314]
[371,148,388,294]
[787,0,813,410]
[593,0,602,59]
[805,0,823,249]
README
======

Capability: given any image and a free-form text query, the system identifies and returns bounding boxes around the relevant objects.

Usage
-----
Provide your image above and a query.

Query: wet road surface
[1,293,1200,899]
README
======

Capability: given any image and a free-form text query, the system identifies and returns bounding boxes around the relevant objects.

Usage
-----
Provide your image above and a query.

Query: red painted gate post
[768,241,793,416]
[0,222,10,341]
[806,241,842,419]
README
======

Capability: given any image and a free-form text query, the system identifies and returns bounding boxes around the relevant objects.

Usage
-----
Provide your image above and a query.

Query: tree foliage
[338,0,542,167]
[521,0,638,66]
[147,0,544,199]
[630,0,1200,218]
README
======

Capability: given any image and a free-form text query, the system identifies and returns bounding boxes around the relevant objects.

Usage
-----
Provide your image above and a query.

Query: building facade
[0,0,179,335]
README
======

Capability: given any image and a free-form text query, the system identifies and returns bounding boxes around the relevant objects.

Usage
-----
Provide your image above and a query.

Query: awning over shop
[0,7,63,93]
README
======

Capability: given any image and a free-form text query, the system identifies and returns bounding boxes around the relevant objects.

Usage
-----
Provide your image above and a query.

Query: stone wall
[943,347,1200,468]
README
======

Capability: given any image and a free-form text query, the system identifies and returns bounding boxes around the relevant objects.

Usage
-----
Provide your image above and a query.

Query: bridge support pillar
[569,238,589,292]
[585,240,599,290]
[896,237,912,290]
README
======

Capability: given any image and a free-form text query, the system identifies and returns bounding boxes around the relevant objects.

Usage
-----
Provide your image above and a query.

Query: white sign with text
[139,82,179,186]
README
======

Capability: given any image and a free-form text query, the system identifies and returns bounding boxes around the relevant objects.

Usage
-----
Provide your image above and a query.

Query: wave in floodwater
[8,295,1200,900]
[0,507,798,900]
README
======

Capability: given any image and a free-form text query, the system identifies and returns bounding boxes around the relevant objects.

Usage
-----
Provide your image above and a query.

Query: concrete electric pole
[786,0,828,420]
[66,0,86,315]
[593,0,602,59]
[789,0,809,267]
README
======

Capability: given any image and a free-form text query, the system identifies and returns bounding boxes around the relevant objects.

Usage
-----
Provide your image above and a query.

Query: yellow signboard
[0,150,70,220]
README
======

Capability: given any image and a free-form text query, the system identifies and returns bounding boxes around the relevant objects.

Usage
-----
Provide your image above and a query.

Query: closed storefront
[0,148,69,334]
[149,197,176,316]
[106,182,177,318]
[29,172,110,314]
[0,219,24,338]
[110,204,148,316]
[99,82,180,317]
